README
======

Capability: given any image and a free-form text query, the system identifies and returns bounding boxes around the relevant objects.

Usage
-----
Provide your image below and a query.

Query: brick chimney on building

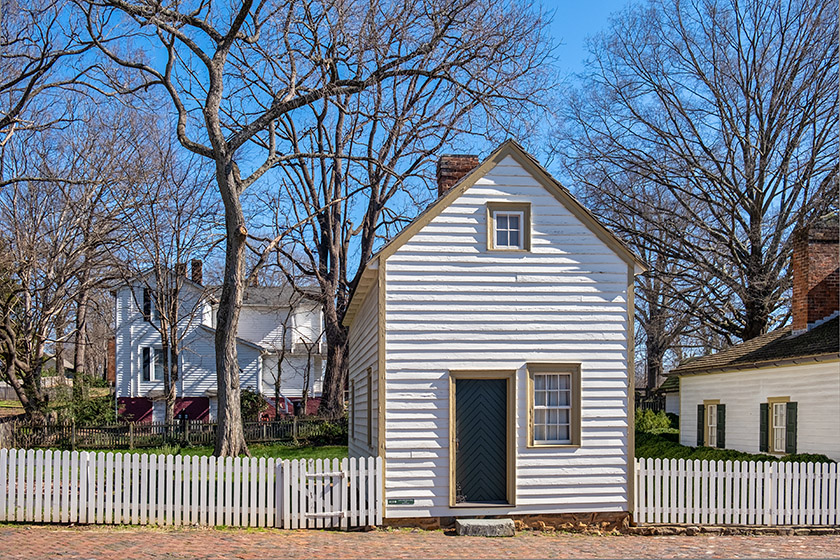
[791,213,839,334]
[436,154,479,197]
[191,259,203,285]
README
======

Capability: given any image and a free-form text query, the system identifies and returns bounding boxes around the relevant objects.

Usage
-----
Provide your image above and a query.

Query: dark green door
[454,378,507,504]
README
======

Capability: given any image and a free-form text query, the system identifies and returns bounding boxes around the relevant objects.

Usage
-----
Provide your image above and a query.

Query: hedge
[635,430,834,463]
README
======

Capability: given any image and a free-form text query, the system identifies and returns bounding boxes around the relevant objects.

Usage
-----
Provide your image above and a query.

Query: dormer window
[487,202,531,251]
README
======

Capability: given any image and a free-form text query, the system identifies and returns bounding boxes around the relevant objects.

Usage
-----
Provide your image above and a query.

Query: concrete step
[455,518,515,537]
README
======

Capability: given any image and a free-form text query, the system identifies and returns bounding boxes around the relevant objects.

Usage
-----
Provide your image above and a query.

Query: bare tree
[561,0,838,344]
[82,0,554,452]
[263,286,324,413]
[0,112,134,419]
[115,131,219,425]
[0,0,93,148]
[251,2,554,417]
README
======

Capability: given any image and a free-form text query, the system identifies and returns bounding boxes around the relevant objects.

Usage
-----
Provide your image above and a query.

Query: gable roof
[343,139,646,327]
[195,324,266,351]
[670,316,840,378]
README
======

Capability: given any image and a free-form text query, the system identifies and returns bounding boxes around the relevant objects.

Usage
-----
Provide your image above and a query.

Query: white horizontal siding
[261,353,323,398]
[382,155,631,518]
[179,328,261,396]
[236,307,288,349]
[348,277,379,459]
[679,361,840,460]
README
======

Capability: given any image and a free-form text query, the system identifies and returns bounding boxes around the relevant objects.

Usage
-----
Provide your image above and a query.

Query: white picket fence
[0,448,381,529]
[636,458,840,525]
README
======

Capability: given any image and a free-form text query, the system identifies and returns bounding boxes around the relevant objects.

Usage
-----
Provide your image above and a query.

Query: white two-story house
[114,261,325,422]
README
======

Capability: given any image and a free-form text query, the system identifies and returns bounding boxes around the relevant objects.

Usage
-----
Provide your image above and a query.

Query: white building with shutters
[113,264,325,422]
[670,214,840,461]
[343,140,645,527]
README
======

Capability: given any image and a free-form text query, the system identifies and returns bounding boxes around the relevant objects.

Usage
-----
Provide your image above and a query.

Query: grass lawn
[79,444,348,460]
[0,400,24,409]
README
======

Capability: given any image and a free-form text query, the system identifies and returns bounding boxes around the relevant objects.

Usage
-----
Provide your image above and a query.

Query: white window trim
[772,402,787,453]
[532,372,573,445]
[707,404,717,447]
[141,347,167,383]
[492,210,525,250]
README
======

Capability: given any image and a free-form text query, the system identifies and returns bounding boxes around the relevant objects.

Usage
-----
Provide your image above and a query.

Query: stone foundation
[384,512,631,534]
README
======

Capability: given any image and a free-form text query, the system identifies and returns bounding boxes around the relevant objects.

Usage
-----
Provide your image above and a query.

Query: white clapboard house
[343,140,645,526]
[670,214,840,461]
[114,262,325,422]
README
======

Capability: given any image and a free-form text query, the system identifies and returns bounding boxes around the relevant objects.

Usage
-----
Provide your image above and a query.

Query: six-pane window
[772,402,787,453]
[533,373,572,444]
[494,211,523,249]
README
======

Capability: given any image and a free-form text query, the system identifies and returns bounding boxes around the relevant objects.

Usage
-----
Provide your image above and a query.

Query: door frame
[448,369,516,508]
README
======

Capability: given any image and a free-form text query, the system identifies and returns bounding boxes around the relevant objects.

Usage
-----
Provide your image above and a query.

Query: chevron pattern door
[454,378,507,504]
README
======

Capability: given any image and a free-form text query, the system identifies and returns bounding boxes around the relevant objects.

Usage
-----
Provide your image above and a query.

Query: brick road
[0,525,838,559]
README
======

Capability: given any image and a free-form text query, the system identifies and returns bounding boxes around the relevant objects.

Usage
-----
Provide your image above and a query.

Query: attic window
[487,202,531,251]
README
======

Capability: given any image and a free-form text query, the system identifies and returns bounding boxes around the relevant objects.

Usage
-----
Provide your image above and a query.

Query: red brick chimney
[791,214,839,333]
[191,259,203,285]
[436,154,479,196]
[106,337,116,385]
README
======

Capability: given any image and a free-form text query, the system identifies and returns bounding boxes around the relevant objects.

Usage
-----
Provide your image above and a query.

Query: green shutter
[785,401,798,455]
[759,403,769,452]
[716,404,726,449]
[697,404,705,446]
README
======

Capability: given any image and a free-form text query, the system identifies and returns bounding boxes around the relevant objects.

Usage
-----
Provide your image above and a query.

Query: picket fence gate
[0,448,381,529]
[635,458,840,525]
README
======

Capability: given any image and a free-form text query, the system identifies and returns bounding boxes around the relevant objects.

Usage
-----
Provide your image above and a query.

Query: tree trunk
[319,319,348,420]
[213,161,249,457]
[55,312,65,381]
[73,291,89,406]
[645,343,666,394]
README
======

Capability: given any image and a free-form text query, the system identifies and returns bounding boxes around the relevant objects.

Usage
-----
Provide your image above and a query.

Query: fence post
[293,417,298,443]
[71,420,77,451]
[129,422,135,450]
[185,419,191,445]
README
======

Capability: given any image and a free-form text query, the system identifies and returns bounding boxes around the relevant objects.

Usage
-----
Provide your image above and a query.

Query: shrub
[240,388,268,422]
[73,395,117,425]
[636,431,834,463]
[635,409,673,433]
[304,419,348,446]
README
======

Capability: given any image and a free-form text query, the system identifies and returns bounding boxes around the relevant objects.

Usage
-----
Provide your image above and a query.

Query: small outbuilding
[344,140,645,528]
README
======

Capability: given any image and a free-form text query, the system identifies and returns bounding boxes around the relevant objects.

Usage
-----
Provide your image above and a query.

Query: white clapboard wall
[0,449,381,529]
[635,458,840,525]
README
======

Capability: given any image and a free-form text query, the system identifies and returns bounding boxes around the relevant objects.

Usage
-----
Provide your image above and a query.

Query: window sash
[142,347,169,382]
[494,211,524,249]
[707,404,717,447]
[533,373,572,444]
[772,402,787,453]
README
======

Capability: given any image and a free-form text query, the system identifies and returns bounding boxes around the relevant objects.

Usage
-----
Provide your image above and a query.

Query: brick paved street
[0,525,837,559]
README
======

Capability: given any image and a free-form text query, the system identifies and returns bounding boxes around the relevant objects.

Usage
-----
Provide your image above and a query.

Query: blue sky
[542,0,630,77]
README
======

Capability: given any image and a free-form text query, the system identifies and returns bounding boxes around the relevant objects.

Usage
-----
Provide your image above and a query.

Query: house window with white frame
[141,347,166,382]
[533,373,572,444]
[772,402,786,453]
[493,211,524,249]
[706,404,718,447]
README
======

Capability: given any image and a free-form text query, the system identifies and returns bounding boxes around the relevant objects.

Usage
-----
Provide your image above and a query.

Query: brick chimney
[106,337,116,385]
[791,214,839,333]
[436,154,479,196]
[191,259,203,285]
[174,262,187,277]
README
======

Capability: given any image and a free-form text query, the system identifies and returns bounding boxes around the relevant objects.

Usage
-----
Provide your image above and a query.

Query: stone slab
[455,518,515,537]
